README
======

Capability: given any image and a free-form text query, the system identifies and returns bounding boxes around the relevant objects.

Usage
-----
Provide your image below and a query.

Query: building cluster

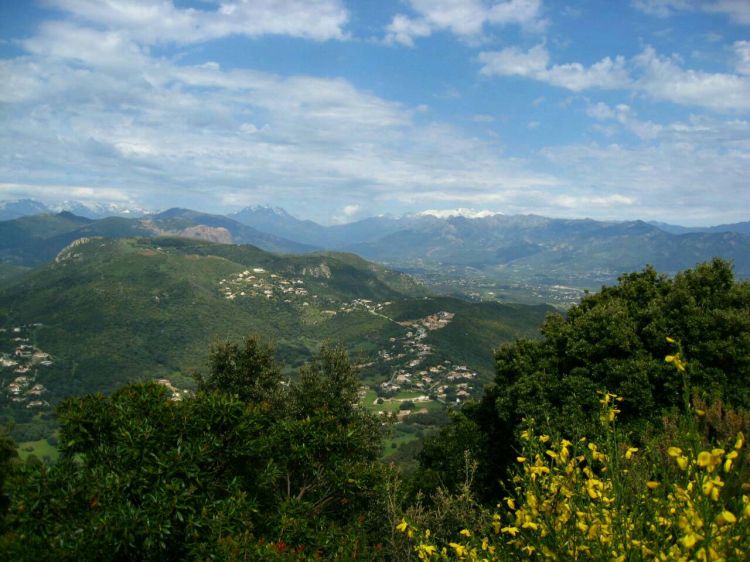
[219,268,308,301]
[375,312,478,405]
[1,324,53,409]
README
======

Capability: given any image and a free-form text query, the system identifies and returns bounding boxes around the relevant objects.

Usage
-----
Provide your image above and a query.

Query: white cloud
[44,0,350,44]
[705,0,750,24]
[554,194,635,208]
[631,0,694,18]
[586,103,663,139]
[478,44,630,91]
[385,0,545,46]
[0,14,558,220]
[541,115,750,223]
[0,183,134,205]
[479,43,750,111]
[735,40,750,75]
[632,0,750,25]
[633,46,750,111]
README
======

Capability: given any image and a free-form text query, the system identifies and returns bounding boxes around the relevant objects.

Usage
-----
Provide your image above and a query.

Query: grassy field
[18,437,59,461]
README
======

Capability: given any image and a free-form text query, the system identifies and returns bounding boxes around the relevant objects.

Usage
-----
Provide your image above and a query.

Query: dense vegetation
[416,258,750,500]
[0,258,748,559]
[0,237,549,446]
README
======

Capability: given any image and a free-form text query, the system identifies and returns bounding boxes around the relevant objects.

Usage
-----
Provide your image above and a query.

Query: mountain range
[229,206,750,286]
[2,199,749,291]
[0,198,152,221]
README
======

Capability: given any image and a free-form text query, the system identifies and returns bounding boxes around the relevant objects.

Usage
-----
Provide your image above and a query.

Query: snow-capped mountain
[0,198,153,220]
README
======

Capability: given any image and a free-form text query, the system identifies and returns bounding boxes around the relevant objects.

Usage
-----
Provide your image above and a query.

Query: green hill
[0,237,551,444]
[0,210,314,268]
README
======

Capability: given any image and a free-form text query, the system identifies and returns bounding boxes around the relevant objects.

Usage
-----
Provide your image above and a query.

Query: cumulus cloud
[735,40,750,75]
[43,0,350,44]
[385,0,545,46]
[0,11,558,220]
[478,44,630,91]
[541,115,750,223]
[632,0,750,24]
[479,43,750,111]
[633,46,750,111]
[586,102,663,140]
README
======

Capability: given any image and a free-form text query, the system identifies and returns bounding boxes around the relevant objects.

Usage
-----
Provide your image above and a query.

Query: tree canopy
[417,258,750,500]
[1,339,389,560]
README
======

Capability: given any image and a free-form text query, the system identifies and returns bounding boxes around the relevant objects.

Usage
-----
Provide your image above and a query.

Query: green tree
[197,335,285,406]
[2,341,389,560]
[0,427,17,533]
[416,259,750,501]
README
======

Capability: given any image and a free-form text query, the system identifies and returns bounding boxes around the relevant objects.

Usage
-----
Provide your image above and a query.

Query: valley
[0,236,551,458]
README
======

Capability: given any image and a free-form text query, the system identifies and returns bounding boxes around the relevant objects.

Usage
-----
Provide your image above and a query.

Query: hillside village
[217,269,480,412]
[375,311,478,407]
[0,323,53,410]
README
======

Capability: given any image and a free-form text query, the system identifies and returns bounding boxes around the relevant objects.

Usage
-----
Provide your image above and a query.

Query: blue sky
[1,0,749,225]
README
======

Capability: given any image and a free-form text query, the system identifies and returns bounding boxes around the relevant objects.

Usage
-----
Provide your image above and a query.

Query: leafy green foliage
[417,259,750,501]
[198,336,283,405]
[2,342,390,560]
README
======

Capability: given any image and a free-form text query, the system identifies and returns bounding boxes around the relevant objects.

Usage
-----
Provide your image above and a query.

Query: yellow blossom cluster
[397,393,749,561]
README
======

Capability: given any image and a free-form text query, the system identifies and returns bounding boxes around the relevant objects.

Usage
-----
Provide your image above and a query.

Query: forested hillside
[0,237,550,447]
[1,259,748,560]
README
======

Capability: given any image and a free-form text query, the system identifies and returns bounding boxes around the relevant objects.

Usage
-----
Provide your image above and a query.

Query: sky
[0,0,749,225]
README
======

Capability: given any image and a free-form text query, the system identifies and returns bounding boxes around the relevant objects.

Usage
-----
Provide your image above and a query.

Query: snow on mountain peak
[416,208,502,219]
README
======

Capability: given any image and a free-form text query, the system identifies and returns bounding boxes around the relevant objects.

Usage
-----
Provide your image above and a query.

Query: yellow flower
[625,447,639,460]
[505,497,515,510]
[724,450,738,473]
[735,432,745,450]
[677,455,689,470]
[667,446,682,457]
[666,336,676,343]
[697,451,712,467]
[449,542,467,557]
[681,532,701,549]
[702,476,723,501]
[646,481,660,490]
[516,456,526,463]
[417,544,437,558]
[500,526,519,536]
[396,519,409,533]
[459,529,471,537]
[715,510,737,525]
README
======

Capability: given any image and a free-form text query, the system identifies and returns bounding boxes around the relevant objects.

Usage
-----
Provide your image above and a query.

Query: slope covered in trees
[1,259,748,560]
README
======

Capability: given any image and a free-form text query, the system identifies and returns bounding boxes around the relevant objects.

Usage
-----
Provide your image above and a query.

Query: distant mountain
[649,220,750,236]
[231,207,750,286]
[229,205,408,247]
[347,215,750,285]
[0,198,152,221]
[0,199,50,221]
[51,200,152,219]
[0,237,550,407]
[0,210,315,267]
